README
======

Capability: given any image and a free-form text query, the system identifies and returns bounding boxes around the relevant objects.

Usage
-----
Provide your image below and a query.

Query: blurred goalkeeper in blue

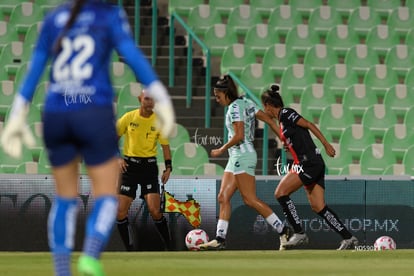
[0,0,175,275]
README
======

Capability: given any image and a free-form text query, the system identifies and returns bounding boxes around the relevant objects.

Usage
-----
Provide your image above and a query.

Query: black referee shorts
[119,156,160,199]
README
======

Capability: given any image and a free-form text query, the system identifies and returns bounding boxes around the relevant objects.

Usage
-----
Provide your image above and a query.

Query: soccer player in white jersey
[199,75,292,251]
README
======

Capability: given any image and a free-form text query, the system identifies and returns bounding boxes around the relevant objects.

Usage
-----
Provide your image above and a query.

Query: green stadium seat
[342,84,378,120]
[403,145,414,176]
[363,64,400,100]
[348,7,382,40]
[361,104,397,140]
[339,124,376,162]
[383,164,406,175]
[280,64,317,99]
[0,21,19,51]
[300,84,336,124]
[0,42,29,77]
[29,121,44,160]
[303,44,338,78]
[240,63,276,97]
[203,24,238,56]
[0,80,15,117]
[325,24,361,59]
[14,161,39,174]
[208,0,245,16]
[288,0,324,18]
[323,64,360,99]
[320,143,353,175]
[383,84,414,121]
[360,144,395,175]
[387,7,414,39]
[187,4,222,36]
[308,6,343,39]
[366,0,401,19]
[326,0,361,19]
[365,25,401,59]
[227,5,263,35]
[194,163,225,176]
[383,124,414,163]
[263,43,298,80]
[220,43,256,77]
[172,142,209,175]
[110,61,137,95]
[254,0,285,18]
[0,0,27,19]
[318,103,354,140]
[267,5,303,39]
[0,142,33,173]
[36,0,62,13]
[9,2,44,36]
[244,24,279,57]
[344,44,380,77]
[285,24,320,57]
[384,45,414,78]
[404,106,414,132]
[37,148,52,174]
[169,123,191,152]
[32,81,49,110]
[116,82,141,118]
[24,22,42,48]
[168,0,204,17]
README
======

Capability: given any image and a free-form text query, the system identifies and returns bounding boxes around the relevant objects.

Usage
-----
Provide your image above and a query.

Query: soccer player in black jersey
[261,84,358,250]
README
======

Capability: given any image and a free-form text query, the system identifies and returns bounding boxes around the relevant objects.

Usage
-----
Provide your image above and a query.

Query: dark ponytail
[261,84,284,108]
[53,0,86,54]
[214,74,238,102]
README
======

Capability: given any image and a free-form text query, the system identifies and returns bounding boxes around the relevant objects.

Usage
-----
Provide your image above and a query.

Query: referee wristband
[165,160,172,171]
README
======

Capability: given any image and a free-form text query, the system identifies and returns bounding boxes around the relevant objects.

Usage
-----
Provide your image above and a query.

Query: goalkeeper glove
[146,81,176,138]
[1,94,35,159]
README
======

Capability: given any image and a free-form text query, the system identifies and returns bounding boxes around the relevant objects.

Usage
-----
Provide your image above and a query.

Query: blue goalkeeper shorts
[42,105,119,167]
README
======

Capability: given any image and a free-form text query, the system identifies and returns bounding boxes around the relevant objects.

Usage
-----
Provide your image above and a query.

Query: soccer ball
[374,236,396,250]
[185,229,209,251]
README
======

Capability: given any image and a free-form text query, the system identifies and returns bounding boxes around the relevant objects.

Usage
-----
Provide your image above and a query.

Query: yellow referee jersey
[116,109,169,157]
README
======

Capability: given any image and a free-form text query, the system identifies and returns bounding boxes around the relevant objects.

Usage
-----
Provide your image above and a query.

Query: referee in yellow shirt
[116,89,172,251]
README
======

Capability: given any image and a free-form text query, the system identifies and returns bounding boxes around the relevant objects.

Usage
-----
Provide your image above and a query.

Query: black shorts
[297,154,326,189]
[119,156,160,199]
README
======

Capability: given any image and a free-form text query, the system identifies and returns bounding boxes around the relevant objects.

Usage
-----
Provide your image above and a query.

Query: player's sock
[154,216,172,250]
[277,195,304,233]
[317,205,352,239]
[116,217,134,251]
[265,213,284,233]
[83,196,117,259]
[216,219,229,240]
[47,196,78,276]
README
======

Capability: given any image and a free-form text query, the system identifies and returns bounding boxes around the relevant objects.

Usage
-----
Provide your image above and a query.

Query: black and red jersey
[279,108,319,164]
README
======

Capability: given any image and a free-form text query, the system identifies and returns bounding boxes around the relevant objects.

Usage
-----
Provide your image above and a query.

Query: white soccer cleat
[284,233,309,249]
[337,236,358,250]
[199,239,226,250]
[279,226,294,251]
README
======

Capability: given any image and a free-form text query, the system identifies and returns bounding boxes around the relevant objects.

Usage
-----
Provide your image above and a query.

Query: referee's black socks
[154,216,172,250]
[116,217,134,251]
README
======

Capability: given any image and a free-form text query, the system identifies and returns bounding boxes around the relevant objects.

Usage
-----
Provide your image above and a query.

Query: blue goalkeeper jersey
[19,0,158,113]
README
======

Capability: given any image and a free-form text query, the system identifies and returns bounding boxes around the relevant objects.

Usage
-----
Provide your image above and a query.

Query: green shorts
[225,151,257,176]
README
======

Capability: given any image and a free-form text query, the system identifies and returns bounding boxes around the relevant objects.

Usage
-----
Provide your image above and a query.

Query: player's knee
[217,192,230,205]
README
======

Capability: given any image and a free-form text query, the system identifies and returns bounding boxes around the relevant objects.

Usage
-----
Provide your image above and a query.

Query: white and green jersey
[226,97,259,155]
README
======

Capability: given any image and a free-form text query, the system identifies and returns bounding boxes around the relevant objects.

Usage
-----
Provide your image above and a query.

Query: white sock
[266,213,284,233]
[216,219,229,240]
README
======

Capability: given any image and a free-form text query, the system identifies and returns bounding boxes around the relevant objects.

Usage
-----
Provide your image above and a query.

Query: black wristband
[165,160,172,171]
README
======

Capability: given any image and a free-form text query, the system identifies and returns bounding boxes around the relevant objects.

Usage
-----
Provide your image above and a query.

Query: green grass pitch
[0,250,413,275]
